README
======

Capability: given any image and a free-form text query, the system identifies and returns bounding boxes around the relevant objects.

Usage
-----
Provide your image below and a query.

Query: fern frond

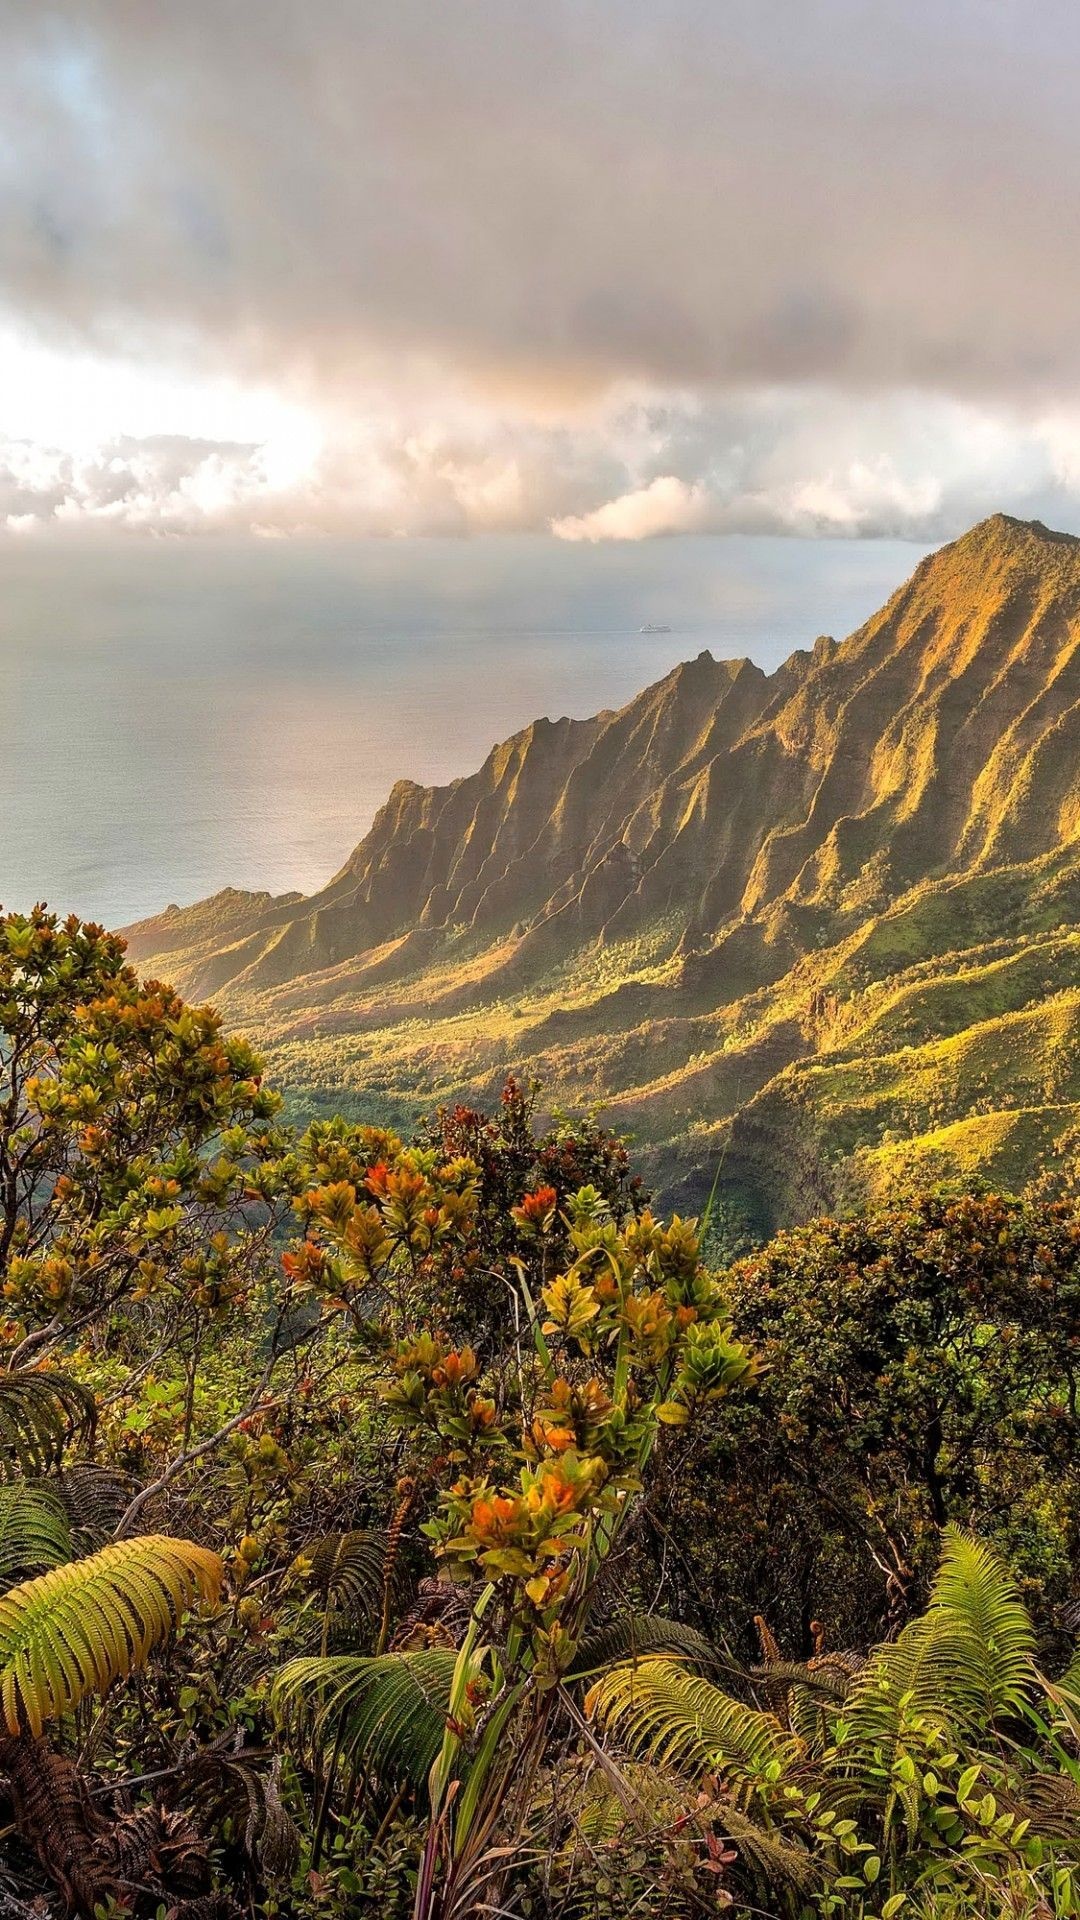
[927,1526,1038,1723]
[0,1371,96,1479]
[750,1659,854,1702]
[306,1529,391,1617]
[1057,1644,1080,1700]
[56,1463,137,1546]
[0,1483,72,1587]
[585,1657,798,1797]
[390,1576,473,1653]
[0,1534,222,1736]
[844,1531,1040,1765]
[1001,1769,1080,1843]
[186,1747,300,1881]
[272,1647,458,1786]
[567,1757,820,1894]
[787,1680,835,1753]
[563,1755,686,1846]
[570,1612,724,1680]
[718,1802,822,1893]
[843,1611,960,1757]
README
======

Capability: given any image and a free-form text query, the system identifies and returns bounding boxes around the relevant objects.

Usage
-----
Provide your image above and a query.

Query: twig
[113,1309,337,1535]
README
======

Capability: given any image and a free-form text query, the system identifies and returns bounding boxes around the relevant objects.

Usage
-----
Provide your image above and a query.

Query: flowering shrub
[287,1107,756,1915]
[295,1132,755,1653]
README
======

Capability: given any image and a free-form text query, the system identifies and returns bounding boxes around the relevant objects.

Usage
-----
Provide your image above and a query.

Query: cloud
[4,1,1080,404]
[553,477,710,542]
[7,388,1080,544]
[4,2,1080,539]
[0,435,270,533]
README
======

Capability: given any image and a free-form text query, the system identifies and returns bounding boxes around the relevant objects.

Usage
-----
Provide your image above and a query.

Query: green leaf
[927,1528,1037,1724]
[586,1655,797,1784]
[570,1610,723,1679]
[304,1529,392,1620]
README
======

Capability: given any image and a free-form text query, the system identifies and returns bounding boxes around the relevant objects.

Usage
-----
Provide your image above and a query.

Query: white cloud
[7,380,1080,546]
[0,435,276,534]
[552,476,709,542]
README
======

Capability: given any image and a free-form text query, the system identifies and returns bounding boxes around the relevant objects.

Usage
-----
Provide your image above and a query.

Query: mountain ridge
[127,513,1080,1234]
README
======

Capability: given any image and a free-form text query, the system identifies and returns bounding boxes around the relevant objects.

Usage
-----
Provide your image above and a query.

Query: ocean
[0,532,924,928]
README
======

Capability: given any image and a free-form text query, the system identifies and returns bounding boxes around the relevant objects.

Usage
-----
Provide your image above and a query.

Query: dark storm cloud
[3,0,1080,402]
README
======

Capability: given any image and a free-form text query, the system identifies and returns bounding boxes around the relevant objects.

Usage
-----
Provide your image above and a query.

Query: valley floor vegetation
[3,907,1080,1918]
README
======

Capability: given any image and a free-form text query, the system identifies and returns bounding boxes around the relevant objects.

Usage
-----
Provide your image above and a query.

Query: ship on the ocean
[639,621,671,634]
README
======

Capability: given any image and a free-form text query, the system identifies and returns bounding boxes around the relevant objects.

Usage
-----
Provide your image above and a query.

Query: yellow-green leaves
[541,1269,601,1341]
[660,1320,758,1423]
[0,1533,222,1736]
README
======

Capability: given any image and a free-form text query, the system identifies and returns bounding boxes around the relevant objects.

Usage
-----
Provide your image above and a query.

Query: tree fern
[750,1657,859,1703]
[304,1528,396,1633]
[585,1657,797,1800]
[56,1462,137,1547]
[717,1803,821,1894]
[927,1525,1038,1723]
[843,1530,1039,1763]
[570,1756,819,1896]
[0,1371,96,1479]
[569,1758,673,1846]
[0,1534,222,1736]
[570,1611,725,1680]
[584,1538,1080,1911]
[307,1529,388,1606]
[842,1610,963,1762]
[0,1483,71,1588]
[272,1648,458,1786]
[186,1747,300,1882]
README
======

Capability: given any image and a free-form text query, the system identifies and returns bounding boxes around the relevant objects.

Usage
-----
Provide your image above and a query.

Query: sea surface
[0,532,924,928]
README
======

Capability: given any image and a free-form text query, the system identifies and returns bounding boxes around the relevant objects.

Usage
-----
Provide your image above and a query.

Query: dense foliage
[2,907,1080,1919]
[655,1192,1080,1656]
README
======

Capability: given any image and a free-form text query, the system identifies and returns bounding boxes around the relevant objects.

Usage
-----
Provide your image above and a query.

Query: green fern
[716,1803,821,1894]
[928,1525,1037,1721]
[569,1759,668,1846]
[272,1648,457,1785]
[585,1657,797,1800]
[0,1533,222,1736]
[568,1758,819,1895]
[570,1611,724,1680]
[0,1483,72,1588]
[749,1658,856,1703]
[843,1531,1039,1765]
[581,1536,1080,1911]
[842,1610,963,1756]
[0,1371,96,1480]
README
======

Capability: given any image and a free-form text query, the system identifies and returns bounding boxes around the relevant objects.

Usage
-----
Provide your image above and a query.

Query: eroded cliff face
[126,516,1080,1232]
[130,516,1080,997]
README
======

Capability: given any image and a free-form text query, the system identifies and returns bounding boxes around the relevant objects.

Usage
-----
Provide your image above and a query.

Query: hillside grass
[256,849,1080,1235]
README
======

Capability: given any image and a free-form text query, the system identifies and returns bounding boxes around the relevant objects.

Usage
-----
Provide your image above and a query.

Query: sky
[3,0,1080,545]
